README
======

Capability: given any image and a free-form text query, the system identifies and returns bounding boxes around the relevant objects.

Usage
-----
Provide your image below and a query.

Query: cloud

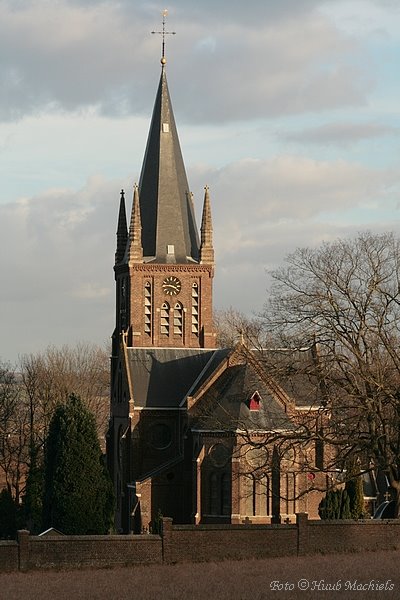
[279,122,399,145]
[0,175,120,360]
[191,155,399,231]
[1,0,399,362]
[1,155,399,360]
[0,0,371,123]
[0,1,151,120]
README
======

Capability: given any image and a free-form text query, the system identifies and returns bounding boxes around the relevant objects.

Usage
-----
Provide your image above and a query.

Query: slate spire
[137,67,200,263]
[115,189,128,265]
[200,185,214,264]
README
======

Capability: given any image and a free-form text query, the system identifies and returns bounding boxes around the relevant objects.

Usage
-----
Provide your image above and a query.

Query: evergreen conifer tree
[332,489,341,519]
[345,476,365,519]
[319,488,354,519]
[42,394,114,534]
[0,487,17,538]
[340,489,351,519]
[319,489,342,519]
[23,447,44,534]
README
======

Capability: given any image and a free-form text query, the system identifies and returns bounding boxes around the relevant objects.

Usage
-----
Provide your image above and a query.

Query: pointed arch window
[120,277,127,329]
[160,302,170,336]
[243,473,272,517]
[117,363,122,403]
[144,281,152,336]
[173,302,183,336]
[285,472,296,516]
[264,475,271,516]
[209,472,231,516]
[221,473,231,516]
[210,473,218,515]
[191,282,199,335]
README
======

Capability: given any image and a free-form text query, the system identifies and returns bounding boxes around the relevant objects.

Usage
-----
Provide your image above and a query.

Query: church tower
[108,29,219,532]
[113,61,216,353]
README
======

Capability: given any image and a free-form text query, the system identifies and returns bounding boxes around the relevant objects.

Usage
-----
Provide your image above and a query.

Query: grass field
[0,550,398,599]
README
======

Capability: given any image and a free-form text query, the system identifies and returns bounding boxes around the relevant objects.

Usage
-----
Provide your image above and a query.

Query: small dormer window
[162,123,169,133]
[249,391,261,411]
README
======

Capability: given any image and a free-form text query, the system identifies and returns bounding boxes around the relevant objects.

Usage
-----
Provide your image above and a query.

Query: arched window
[117,363,122,402]
[191,283,199,335]
[264,475,271,516]
[120,278,127,329]
[160,302,170,336]
[144,281,152,336]
[210,473,218,515]
[117,425,124,469]
[173,302,183,336]
[221,473,231,516]
[243,474,271,517]
[285,472,296,515]
[252,475,257,516]
[209,472,231,516]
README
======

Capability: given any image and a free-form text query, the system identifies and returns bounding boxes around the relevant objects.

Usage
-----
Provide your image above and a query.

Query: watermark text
[270,579,395,592]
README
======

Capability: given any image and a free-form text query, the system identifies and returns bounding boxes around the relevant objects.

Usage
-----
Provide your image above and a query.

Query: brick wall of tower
[128,264,216,349]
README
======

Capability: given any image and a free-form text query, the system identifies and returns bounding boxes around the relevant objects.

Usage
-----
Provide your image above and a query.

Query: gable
[190,361,294,433]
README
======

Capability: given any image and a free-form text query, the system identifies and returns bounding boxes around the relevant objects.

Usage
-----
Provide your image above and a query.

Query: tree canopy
[42,394,114,534]
[264,231,400,513]
[0,342,109,514]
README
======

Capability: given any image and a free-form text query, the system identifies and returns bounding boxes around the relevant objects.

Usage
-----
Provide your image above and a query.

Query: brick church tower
[108,48,220,532]
[112,65,216,354]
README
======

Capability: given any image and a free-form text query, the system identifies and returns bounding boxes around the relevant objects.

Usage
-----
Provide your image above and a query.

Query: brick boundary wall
[1,515,399,572]
[0,539,18,571]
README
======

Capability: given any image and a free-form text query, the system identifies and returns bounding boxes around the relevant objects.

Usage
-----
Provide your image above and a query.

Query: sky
[1,0,400,363]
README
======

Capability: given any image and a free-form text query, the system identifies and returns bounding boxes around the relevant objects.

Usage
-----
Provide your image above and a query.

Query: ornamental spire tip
[151,8,176,67]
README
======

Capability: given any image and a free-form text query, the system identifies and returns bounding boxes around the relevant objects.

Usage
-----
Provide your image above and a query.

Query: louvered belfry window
[191,283,199,335]
[144,281,152,336]
[174,302,183,336]
[160,302,170,336]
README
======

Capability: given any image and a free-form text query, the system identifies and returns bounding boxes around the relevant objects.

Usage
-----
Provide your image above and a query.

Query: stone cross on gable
[151,9,176,65]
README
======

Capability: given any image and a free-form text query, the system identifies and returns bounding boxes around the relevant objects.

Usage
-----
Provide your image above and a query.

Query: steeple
[128,184,143,263]
[115,189,128,265]
[113,38,216,351]
[200,186,214,264]
[137,67,200,264]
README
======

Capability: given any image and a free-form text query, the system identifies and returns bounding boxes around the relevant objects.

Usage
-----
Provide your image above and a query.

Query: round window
[209,443,230,467]
[246,446,269,469]
[149,423,172,450]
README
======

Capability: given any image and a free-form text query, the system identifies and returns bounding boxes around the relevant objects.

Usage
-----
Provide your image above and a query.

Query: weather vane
[151,9,176,66]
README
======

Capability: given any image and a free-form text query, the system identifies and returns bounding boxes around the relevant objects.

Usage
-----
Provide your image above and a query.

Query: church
[106,45,328,534]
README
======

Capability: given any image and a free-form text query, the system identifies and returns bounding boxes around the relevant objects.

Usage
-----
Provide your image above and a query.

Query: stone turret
[200,186,214,265]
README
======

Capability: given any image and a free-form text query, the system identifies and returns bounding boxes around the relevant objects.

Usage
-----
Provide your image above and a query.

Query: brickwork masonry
[0,515,399,572]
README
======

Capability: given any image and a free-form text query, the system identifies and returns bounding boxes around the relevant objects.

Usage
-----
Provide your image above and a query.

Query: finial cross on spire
[151,9,176,66]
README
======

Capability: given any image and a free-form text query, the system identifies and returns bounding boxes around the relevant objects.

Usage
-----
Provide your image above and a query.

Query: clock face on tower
[162,276,181,296]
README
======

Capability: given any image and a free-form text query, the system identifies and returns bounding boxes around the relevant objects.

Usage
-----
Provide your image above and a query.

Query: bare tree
[214,307,263,348]
[262,231,400,515]
[0,362,29,503]
[0,343,110,507]
[19,342,110,448]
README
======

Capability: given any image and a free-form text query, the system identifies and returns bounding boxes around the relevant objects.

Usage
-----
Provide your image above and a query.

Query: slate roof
[255,348,324,408]
[191,362,294,432]
[126,348,228,408]
[138,67,200,263]
[126,344,322,430]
